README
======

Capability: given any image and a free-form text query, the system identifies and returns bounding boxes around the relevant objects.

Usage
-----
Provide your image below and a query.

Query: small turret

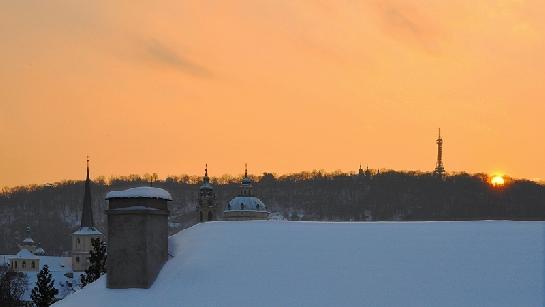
[198,164,216,222]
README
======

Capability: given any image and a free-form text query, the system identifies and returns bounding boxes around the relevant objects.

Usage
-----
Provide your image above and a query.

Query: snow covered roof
[105,187,172,201]
[73,227,103,235]
[22,237,35,244]
[200,182,213,190]
[11,248,39,259]
[110,205,159,211]
[53,221,543,307]
[225,196,267,211]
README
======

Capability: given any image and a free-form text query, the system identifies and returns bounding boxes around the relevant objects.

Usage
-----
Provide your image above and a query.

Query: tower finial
[245,163,248,178]
[439,128,441,139]
[205,163,208,177]
[86,155,90,180]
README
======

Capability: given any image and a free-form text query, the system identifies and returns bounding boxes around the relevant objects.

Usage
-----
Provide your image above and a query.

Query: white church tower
[71,158,102,272]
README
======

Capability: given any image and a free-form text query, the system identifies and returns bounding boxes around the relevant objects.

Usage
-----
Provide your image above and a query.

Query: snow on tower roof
[73,226,103,235]
[22,237,35,244]
[105,187,172,201]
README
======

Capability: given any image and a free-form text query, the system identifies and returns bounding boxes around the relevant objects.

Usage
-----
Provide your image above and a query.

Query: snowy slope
[55,221,544,307]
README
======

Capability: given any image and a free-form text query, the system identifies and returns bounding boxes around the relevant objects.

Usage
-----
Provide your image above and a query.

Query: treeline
[1,170,544,254]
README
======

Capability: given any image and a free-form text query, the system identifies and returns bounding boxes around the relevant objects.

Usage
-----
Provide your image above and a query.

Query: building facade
[9,249,39,272]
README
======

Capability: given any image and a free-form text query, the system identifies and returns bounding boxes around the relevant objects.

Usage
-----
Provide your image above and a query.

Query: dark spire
[80,156,94,228]
[244,163,248,178]
[203,164,210,184]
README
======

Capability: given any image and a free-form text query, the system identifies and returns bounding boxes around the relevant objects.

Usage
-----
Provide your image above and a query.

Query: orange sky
[1,0,544,187]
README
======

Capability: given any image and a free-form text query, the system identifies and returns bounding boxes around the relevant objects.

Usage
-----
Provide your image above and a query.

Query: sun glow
[490,175,505,187]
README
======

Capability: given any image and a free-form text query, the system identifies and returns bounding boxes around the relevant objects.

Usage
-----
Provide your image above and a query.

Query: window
[14,261,17,269]
[76,256,80,263]
[31,261,35,269]
[22,261,26,268]
[77,238,80,245]
[240,203,244,210]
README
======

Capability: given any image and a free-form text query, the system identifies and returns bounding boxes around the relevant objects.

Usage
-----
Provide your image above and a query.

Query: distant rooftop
[11,248,39,260]
[73,226,103,235]
[105,187,172,201]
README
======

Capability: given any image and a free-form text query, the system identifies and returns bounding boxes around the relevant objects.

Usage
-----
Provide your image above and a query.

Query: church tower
[433,129,446,176]
[240,163,253,196]
[72,158,103,272]
[18,225,37,254]
[198,164,216,222]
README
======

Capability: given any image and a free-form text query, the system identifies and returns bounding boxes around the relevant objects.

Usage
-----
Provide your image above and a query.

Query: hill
[1,171,545,254]
[55,221,543,307]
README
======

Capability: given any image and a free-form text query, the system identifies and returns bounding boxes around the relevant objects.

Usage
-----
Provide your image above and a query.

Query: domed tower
[18,225,37,254]
[198,164,216,222]
[223,164,269,221]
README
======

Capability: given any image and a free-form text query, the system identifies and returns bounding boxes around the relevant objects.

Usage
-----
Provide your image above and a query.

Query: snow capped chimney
[105,187,172,289]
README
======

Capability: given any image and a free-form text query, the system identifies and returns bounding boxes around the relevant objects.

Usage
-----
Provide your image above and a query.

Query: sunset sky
[1,0,544,187]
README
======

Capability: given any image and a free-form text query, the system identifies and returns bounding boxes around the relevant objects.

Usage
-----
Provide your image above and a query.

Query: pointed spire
[202,163,210,185]
[86,155,90,180]
[80,157,94,228]
[26,225,31,238]
[244,163,248,178]
[438,128,441,139]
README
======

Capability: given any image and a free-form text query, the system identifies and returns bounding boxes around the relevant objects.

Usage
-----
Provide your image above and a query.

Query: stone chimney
[105,186,172,289]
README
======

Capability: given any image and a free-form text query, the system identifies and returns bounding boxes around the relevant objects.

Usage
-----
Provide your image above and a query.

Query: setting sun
[491,175,505,187]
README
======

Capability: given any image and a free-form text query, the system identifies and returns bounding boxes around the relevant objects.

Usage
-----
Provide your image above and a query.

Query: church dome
[226,196,267,212]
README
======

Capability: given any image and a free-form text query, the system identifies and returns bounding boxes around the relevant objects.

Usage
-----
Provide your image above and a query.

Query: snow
[73,227,103,235]
[105,187,172,201]
[1,254,75,301]
[54,221,544,307]
[12,248,39,259]
[22,237,35,243]
[226,196,267,211]
[200,182,213,189]
[111,205,159,211]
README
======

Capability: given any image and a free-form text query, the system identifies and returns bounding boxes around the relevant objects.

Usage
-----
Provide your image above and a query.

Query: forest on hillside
[1,170,544,255]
